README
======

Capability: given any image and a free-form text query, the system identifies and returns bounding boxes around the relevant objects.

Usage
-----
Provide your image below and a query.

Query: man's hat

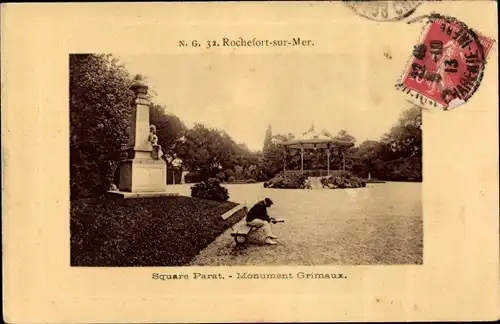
[264,198,274,206]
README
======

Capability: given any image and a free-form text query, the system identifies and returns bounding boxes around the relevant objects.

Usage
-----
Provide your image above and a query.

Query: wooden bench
[220,204,285,246]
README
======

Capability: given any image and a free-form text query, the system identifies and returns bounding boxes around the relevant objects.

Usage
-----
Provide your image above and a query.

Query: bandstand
[280,126,354,177]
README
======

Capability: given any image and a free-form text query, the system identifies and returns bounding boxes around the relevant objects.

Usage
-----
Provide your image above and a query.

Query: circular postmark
[344,0,422,22]
[396,13,494,110]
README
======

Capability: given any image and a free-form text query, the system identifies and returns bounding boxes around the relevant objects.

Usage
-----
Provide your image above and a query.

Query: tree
[149,103,187,170]
[176,124,240,178]
[262,124,273,154]
[234,165,244,180]
[172,121,268,181]
[245,164,257,179]
[334,129,356,144]
[70,54,134,198]
[378,106,422,181]
[350,140,384,177]
[262,133,295,178]
[224,168,235,180]
[381,106,422,159]
[348,106,422,181]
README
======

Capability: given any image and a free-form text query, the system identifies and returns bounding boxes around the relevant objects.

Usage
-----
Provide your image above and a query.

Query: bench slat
[220,204,246,221]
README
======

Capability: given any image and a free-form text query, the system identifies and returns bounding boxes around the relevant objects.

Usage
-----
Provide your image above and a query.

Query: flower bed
[264,173,311,189]
[320,171,366,189]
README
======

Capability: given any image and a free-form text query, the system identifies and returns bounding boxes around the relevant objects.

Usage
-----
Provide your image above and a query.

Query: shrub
[246,179,257,183]
[224,169,235,180]
[320,171,366,189]
[227,176,236,183]
[185,171,203,183]
[190,178,229,201]
[377,157,422,182]
[216,171,226,182]
[264,173,311,189]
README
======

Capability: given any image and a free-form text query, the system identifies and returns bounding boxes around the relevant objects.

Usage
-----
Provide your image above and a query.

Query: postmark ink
[396,13,494,110]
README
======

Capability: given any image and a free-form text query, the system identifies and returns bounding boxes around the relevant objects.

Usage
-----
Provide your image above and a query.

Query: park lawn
[189,182,423,266]
[70,196,243,266]
[329,211,423,264]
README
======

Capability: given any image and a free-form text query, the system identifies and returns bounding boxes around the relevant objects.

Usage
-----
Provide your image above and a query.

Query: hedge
[71,196,243,266]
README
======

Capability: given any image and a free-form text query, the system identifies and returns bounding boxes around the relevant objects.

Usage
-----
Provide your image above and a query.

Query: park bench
[220,203,285,246]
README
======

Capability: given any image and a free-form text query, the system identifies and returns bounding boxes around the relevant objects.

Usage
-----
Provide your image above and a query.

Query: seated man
[246,197,278,245]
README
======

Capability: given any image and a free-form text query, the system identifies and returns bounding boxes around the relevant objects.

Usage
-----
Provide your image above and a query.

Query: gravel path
[169,182,423,266]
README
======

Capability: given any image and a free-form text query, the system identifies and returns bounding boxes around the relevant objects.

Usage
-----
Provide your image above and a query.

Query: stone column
[117,75,167,193]
[129,76,153,157]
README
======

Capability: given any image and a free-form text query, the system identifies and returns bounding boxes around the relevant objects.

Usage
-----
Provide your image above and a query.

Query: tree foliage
[262,133,295,178]
[350,106,422,181]
[174,123,265,181]
[262,124,273,155]
[149,103,187,169]
[333,129,357,144]
[70,54,134,198]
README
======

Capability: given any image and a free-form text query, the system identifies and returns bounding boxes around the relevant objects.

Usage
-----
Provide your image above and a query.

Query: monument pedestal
[108,156,178,199]
[108,149,177,199]
[118,158,167,193]
[109,159,179,199]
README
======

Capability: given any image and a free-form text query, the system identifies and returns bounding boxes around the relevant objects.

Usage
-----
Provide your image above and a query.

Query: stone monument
[110,75,174,198]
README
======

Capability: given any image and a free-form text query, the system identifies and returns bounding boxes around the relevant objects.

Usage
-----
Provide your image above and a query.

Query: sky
[117,46,409,151]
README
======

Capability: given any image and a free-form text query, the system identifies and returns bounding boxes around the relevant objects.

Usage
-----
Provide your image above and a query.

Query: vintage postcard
[2,1,499,322]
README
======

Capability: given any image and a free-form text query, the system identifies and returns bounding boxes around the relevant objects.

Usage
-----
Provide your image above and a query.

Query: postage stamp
[344,0,422,22]
[396,13,494,110]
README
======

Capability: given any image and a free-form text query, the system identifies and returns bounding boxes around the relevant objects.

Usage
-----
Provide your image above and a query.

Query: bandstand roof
[280,127,354,149]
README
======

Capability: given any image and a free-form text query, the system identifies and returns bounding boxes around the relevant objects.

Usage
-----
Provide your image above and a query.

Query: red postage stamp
[397,14,494,110]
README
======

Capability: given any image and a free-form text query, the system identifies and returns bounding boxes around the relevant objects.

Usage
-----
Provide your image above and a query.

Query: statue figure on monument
[149,124,163,160]
[149,124,159,145]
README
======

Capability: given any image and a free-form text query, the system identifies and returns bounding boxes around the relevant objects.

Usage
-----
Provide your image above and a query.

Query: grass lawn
[71,196,244,266]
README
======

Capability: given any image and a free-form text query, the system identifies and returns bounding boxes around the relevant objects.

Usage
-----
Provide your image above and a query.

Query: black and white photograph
[70,53,423,267]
